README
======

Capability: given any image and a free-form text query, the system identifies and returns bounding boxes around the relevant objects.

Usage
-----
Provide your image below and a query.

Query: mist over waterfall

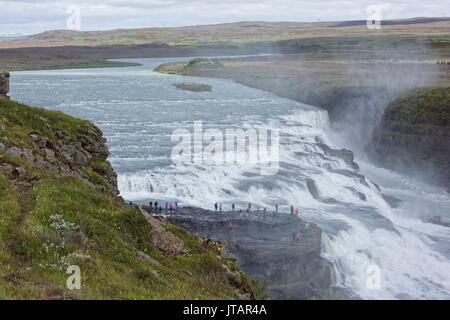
[9,57,450,299]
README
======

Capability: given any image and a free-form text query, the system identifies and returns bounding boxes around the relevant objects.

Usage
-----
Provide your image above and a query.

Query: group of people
[214,202,301,217]
[140,200,179,214]
[212,202,304,241]
[290,205,300,216]
[134,199,304,242]
[292,224,309,242]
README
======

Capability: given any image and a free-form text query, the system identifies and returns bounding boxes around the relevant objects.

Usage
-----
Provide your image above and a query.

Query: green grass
[0,99,256,299]
[384,87,450,127]
[0,99,89,149]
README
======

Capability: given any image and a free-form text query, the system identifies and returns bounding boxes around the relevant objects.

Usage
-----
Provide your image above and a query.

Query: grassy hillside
[0,99,257,299]
[382,87,450,127]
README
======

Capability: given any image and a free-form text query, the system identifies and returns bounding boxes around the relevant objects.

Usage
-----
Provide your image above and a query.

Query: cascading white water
[10,57,450,299]
[117,104,450,299]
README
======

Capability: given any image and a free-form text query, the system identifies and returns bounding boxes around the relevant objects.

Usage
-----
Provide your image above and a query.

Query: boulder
[57,144,77,163]
[13,167,26,179]
[139,208,184,258]
[44,148,56,160]
[73,149,90,166]
[30,133,49,149]
[5,147,23,158]
[137,250,162,266]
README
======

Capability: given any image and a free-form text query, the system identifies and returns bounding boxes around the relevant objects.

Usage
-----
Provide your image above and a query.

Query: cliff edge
[369,87,450,191]
[0,99,257,299]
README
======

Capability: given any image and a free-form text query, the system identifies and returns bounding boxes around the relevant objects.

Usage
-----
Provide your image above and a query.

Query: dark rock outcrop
[317,143,359,170]
[0,73,9,100]
[2,124,119,197]
[167,207,349,299]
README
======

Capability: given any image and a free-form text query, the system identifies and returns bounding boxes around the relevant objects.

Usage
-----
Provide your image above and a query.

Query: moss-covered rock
[174,83,212,92]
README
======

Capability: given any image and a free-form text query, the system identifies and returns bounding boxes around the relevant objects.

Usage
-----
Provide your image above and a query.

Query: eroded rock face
[0,73,10,100]
[2,124,119,197]
[317,143,359,171]
[167,207,350,299]
[369,88,450,192]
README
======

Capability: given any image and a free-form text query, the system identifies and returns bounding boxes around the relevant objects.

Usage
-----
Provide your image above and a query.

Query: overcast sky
[0,0,448,35]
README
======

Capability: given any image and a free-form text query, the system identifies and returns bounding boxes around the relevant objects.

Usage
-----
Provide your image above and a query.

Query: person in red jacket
[228,221,233,233]
[295,208,299,216]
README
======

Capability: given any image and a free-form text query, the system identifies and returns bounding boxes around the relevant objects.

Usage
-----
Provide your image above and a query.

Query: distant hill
[332,17,450,27]
[15,17,449,48]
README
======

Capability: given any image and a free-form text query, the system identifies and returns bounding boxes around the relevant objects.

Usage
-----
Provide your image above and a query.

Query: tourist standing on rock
[232,203,235,212]
[219,203,223,212]
[295,233,300,241]
[154,201,158,212]
[292,232,296,242]
[248,203,252,211]
[169,203,173,213]
[295,208,299,216]
[165,202,168,213]
[245,208,249,217]
[149,201,153,211]
[263,208,267,218]
[215,202,218,211]
[175,201,178,209]
[173,202,177,212]
[239,209,243,217]
[290,205,294,215]
[159,206,162,213]
[228,221,233,233]
[275,204,278,213]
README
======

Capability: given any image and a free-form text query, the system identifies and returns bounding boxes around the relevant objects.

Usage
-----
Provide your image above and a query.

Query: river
[9,57,450,299]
